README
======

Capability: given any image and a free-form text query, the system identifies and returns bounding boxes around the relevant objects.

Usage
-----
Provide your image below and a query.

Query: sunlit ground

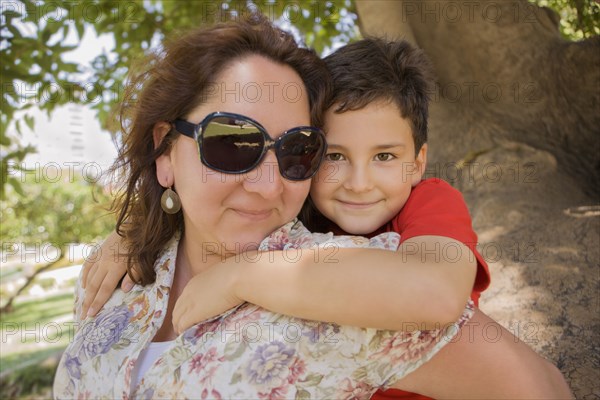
[1,263,80,398]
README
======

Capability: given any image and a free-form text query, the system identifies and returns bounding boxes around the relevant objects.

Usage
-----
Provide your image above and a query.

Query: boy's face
[311,101,427,235]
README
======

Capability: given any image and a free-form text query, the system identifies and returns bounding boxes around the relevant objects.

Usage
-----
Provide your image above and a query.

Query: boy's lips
[336,199,382,209]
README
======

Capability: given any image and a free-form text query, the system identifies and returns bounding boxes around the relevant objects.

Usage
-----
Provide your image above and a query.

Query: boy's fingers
[87,285,117,318]
[81,255,97,290]
[81,261,91,289]
[81,268,107,318]
[82,267,122,317]
[172,307,181,335]
[173,312,188,336]
[83,256,101,293]
[121,274,136,292]
[172,297,188,334]
[81,244,103,289]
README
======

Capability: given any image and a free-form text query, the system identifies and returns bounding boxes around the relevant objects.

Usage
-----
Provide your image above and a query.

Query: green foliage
[2,0,595,198]
[0,140,36,200]
[0,359,57,398]
[534,0,600,39]
[0,171,114,250]
[1,0,357,125]
[1,292,74,332]
[1,0,358,198]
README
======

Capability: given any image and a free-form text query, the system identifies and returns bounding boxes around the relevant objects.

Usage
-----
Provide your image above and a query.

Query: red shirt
[374,178,490,399]
[384,177,489,302]
[329,178,491,400]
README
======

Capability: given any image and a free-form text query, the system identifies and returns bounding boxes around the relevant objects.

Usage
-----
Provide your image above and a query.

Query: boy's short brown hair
[323,37,434,153]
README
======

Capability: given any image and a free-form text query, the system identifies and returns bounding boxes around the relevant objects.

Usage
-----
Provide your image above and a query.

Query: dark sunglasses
[173,112,327,181]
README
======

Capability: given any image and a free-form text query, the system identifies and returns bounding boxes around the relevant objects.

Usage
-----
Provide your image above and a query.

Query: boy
[305,40,487,399]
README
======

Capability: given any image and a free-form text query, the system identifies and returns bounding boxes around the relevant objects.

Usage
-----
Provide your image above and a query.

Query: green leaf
[8,177,25,196]
[24,114,34,131]
[299,373,323,386]
[229,371,242,384]
[3,10,23,20]
[295,388,311,400]
[0,130,10,146]
[223,340,247,360]
[41,28,52,44]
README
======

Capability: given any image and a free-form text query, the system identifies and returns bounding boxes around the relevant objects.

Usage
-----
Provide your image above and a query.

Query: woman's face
[157,55,312,256]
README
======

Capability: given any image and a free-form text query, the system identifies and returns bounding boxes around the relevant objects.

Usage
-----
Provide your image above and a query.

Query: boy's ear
[153,121,175,188]
[411,143,428,187]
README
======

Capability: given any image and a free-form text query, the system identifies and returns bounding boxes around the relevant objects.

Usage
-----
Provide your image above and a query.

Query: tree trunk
[355,1,599,398]
[0,258,63,314]
[356,0,599,198]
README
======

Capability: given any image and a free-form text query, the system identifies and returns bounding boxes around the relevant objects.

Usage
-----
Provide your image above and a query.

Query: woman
[54,15,570,400]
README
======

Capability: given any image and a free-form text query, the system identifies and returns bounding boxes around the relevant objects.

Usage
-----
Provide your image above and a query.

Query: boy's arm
[234,235,476,330]
[85,231,475,330]
[173,235,476,332]
[174,180,483,332]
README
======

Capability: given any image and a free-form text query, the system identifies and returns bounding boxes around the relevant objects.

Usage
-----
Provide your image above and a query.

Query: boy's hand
[81,231,136,318]
[172,262,243,334]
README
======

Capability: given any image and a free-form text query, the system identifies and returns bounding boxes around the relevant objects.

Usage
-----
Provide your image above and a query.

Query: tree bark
[354,1,599,398]
[356,0,600,198]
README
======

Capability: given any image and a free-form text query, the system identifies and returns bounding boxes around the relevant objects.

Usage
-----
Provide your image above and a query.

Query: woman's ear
[153,122,175,188]
[411,143,428,187]
[153,121,172,149]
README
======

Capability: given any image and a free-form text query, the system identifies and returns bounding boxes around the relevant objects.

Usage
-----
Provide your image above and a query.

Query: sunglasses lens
[201,116,264,172]
[278,129,325,180]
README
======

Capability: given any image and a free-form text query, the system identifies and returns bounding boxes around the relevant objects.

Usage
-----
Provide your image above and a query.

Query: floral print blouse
[54,220,474,399]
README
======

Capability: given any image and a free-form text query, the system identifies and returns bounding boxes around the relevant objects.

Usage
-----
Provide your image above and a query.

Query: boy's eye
[325,153,345,161]
[374,153,396,161]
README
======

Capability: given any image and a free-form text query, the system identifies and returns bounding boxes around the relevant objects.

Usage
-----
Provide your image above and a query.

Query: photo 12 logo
[5,161,105,184]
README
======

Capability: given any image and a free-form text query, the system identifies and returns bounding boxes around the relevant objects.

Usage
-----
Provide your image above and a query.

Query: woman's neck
[151,237,221,342]
[178,235,224,277]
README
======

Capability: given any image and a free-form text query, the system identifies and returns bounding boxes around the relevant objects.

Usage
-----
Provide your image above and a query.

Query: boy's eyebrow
[373,143,406,150]
[326,143,407,151]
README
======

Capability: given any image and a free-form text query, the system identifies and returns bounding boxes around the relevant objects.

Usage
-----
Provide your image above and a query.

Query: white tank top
[131,341,174,393]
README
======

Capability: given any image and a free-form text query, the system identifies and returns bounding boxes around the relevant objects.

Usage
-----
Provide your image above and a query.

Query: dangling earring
[161,187,181,214]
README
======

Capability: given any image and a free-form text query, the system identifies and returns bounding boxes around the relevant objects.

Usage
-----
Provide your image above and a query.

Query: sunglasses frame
[173,111,327,181]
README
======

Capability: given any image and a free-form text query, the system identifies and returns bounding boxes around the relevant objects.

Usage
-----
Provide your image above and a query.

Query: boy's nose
[242,151,284,199]
[343,164,373,193]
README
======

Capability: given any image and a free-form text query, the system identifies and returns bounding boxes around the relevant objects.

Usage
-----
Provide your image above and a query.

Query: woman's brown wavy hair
[111,14,331,285]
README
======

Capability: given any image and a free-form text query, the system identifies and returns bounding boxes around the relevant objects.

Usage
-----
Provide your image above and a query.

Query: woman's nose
[242,151,284,198]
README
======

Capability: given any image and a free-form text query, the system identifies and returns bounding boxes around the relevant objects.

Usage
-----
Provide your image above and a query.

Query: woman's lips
[232,209,274,220]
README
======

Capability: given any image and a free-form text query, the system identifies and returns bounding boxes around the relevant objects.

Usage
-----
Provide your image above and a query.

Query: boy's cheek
[312,163,341,187]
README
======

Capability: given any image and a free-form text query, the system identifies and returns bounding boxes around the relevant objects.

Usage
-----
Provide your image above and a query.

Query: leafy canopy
[1,0,597,198]
[0,0,358,198]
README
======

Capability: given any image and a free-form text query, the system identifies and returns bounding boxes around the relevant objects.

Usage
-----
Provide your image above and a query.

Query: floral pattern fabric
[54,220,474,399]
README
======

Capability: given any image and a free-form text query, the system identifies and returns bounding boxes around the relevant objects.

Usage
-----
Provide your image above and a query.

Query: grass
[1,345,65,374]
[0,361,58,399]
[0,265,22,282]
[2,292,74,326]
[0,290,76,398]
[1,291,75,373]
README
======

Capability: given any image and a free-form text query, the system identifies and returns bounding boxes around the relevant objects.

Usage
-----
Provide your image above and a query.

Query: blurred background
[1,1,598,398]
